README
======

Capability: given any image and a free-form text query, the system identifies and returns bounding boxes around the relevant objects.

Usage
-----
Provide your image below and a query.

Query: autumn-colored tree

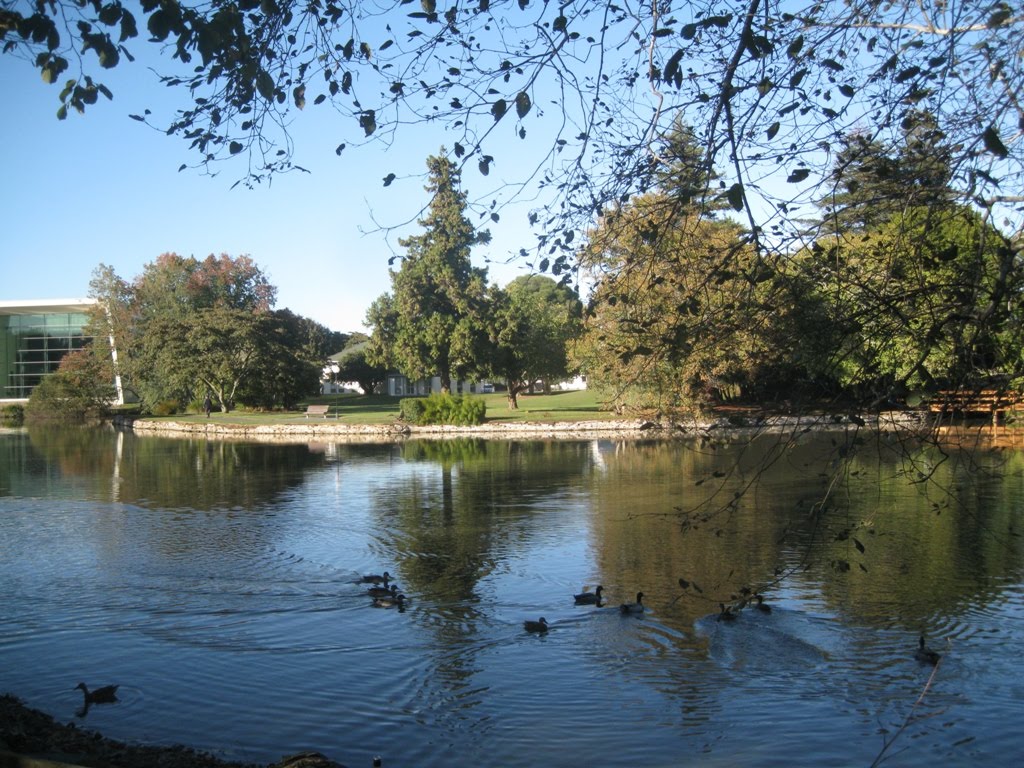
[578,200,775,411]
[88,253,294,412]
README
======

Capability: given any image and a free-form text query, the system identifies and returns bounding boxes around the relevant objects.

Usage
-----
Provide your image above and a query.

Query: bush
[402,393,486,426]
[150,399,181,416]
[23,349,115,423]
[399,397,426,423]
[0,404,24,426]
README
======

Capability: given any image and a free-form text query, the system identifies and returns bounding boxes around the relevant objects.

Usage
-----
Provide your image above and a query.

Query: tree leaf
[256,70,275,101]
[359,109,377,136]
[229,141,243,154]
[515,91,531,118]
[787,168,810,183]
[983,126,1009,158]
[766,121,780,140]
[491,98,507,121]
[383,173,396,186]
[787,34,803,59]
[895,66,921,83]
[293,84,305,110]
[726,183,744,211]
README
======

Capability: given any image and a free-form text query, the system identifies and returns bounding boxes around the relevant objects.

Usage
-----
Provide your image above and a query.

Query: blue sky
[1,46,543,334]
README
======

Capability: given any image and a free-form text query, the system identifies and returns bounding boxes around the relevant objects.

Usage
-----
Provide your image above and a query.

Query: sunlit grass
[143,389,618,426]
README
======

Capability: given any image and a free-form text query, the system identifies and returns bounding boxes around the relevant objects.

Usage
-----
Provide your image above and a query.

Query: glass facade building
[0,300,95,400]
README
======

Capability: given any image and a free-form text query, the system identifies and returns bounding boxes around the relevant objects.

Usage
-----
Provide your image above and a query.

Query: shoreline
[112,410,934,444]
[0,694,350,768]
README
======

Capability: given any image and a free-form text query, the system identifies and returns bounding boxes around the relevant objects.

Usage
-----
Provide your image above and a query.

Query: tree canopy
[88,252,332,412]
[6,2,1019,255]
[366,152,490,392]
[486,274,582,408]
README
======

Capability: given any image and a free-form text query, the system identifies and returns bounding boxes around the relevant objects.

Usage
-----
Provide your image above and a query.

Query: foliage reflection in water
[1,425,1023,766]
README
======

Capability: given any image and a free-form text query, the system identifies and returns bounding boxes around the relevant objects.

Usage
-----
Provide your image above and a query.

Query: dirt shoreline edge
[0,695,349,768]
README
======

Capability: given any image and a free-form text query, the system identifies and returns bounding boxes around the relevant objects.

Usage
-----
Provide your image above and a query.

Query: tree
[815,112,955,237]
[6,4,1019,231]
[154,305,273,412]
[24,347,116,422]
[334,334,387,395]
[10,2,1024,405]
[88,253,292,412]
[237,308,328,409]
[577,198,775,411]
[802,205,1022,402]
[367,152,490,393]
[486,275,582,409]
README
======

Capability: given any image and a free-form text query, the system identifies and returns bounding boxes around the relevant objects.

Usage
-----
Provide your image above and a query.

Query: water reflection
[0,428,1022,766]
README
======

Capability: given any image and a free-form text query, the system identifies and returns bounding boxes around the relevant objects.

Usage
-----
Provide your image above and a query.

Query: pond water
[1,425,1023,767]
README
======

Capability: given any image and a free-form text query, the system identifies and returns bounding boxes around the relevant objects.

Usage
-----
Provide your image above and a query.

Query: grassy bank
[139,389,620,426]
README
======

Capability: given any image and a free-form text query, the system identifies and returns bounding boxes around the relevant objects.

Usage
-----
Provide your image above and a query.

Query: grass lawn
[138,389,620,426]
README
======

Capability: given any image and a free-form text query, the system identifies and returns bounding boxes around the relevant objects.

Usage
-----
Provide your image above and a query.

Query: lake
[1,424,1022,767]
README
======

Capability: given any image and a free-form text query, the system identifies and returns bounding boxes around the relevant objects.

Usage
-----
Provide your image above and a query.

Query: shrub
[0,404,24,426]
[151,399,181,416]
[413,393,486,426]
[399,397,426,423]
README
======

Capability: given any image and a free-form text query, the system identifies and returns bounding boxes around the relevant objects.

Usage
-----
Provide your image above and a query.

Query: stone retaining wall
[113,411,929,445]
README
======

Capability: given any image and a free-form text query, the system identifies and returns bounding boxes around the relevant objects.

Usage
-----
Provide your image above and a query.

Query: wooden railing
[928,389,1024,427]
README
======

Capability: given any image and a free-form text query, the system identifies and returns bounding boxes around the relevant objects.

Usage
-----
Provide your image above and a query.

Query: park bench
[304,404,337,419]
[928,389,1024,427]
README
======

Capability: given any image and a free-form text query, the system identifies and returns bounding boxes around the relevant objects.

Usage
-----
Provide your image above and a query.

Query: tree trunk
[506,379,519,409]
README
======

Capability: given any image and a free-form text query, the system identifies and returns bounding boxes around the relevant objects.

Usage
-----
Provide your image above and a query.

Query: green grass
[140,389,619,426]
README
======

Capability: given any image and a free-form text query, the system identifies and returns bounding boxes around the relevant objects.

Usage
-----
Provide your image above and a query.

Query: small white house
[385,374,490,397]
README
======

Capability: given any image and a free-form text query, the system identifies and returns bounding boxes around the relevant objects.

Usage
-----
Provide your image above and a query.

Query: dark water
[1,425,1023,767]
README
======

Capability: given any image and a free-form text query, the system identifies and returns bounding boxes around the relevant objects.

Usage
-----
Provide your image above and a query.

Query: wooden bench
[304,404,337,419]
[928,389,1023,427]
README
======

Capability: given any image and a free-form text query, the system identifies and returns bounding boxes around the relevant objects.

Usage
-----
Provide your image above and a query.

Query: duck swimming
[573,585,604,605]
[74,683,119,704]
[372,593,406,609]
[524,617,549,633]
[717,603,738,622]
[360,571,391,585]
[620,592,645,614]
[754,595,771,614]
[367,583,399,599]
[914,635,941,665]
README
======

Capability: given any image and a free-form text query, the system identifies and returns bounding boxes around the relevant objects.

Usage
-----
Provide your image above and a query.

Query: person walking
[204,393,212,418]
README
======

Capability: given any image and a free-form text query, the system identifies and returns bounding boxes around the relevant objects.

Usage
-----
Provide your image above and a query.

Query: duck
[367,583,399,599]
[717,602,738,622]
[524,617,549,633]
[573,585,604,605]
[360,571,391,585]
[754,594,771,614]
[914,635,941,665]
[74,682,119,704]
[372,593,406,609]
[619,592,645,614]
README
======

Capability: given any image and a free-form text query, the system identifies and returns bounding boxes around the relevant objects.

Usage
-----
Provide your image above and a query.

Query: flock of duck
[358,571,407,609]
[524,586,646,633]
[523,586,943,667]
[72,577,943,715]
[525,587,770,633]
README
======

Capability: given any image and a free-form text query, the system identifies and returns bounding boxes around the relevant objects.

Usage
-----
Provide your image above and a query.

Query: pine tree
[369,153,490,393]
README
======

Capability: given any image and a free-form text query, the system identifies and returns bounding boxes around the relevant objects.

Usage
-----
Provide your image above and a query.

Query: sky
[1,40,546,335]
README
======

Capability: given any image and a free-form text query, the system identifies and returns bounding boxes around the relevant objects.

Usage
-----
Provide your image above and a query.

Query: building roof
[0,299,96,316]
